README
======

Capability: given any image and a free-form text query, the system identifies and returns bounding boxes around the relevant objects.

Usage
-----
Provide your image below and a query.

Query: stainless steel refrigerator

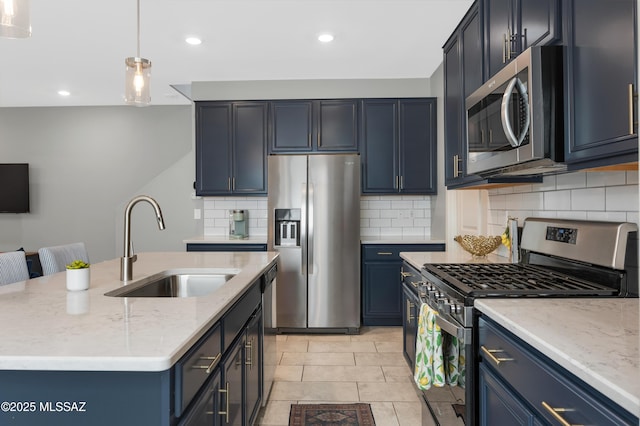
[267,154,360,333]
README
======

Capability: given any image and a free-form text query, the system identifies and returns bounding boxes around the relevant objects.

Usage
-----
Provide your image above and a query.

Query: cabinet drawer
[178,370,219,426]
[175,324,222,418]
[362,244,444,261]
[224,280,261,350]
[479,317,636,426]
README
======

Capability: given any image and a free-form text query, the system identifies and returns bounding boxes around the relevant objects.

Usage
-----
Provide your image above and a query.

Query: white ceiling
[0,0,473,107]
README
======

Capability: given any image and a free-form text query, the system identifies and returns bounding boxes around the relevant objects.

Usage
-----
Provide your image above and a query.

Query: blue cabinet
[195,101,268,196]
[563,0,638,169]
[186,243,267,252]
[269,99,359,153]
[361,99,437,194]
[361,244,443,326]
[484,0,560,79]
[479,316,638,426]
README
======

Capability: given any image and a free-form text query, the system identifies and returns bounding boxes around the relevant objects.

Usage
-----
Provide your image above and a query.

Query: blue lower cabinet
[186,244,267,252]
[361,244,444,326]
[178,370,220,426]
[479,317,638,425]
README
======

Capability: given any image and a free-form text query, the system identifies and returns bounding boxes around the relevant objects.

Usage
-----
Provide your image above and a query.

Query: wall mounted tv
[0,163,30,213]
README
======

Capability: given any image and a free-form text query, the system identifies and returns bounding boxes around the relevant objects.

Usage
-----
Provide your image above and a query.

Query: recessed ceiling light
[185,37,202,45]
[58,90,70,97]
[318,33,334,43]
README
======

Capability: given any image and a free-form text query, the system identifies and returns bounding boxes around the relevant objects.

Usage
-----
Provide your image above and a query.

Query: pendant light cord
[136,0,140,57]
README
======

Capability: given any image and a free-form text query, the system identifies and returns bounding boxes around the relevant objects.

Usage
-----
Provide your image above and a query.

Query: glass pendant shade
[0,0,31,38]
[124,57,151,106]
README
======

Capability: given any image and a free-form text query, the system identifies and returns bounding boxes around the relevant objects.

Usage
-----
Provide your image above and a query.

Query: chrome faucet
[120,195,165,281]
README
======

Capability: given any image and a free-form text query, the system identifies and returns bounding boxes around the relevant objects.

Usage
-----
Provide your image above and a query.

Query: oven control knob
[450,304,462,315]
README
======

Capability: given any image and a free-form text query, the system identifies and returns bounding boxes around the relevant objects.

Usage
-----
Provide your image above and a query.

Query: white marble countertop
[476,298,640,417]
[183,235,268,244]
[0,251,278,372]
[400,245,510,270]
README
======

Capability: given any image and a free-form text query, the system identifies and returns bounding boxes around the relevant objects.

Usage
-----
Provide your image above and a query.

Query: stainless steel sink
[105,272,236,298]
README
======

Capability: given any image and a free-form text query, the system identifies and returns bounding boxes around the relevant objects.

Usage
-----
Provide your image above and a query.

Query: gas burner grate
[422,263,617,297]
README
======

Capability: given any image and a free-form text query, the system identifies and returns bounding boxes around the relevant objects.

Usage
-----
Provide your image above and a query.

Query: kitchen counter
[400,245,510,269]
[475,298,640,417]
[0,251,278,372]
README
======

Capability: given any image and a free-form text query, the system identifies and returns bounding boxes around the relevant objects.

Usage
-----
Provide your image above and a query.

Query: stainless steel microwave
[465,46,565,176]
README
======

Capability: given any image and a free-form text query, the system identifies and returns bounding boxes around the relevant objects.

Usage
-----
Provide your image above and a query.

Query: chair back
[0,251,30,285]
[38,242,90,276]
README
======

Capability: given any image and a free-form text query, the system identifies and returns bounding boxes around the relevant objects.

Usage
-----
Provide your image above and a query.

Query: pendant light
[125,0,151,106]
[0,0,31,38]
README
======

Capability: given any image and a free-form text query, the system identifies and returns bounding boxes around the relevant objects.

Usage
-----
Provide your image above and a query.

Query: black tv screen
[0,164,30,213]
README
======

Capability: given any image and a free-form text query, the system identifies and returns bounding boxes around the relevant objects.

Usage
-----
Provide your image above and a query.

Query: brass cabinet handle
[395,175,400,189]
[453,155,462,178]
[401,271,412,278]
[407,300,415,323]
[232,177,236,191]
[192,353,222,374]
[541,401,582,426]
[629,83,636,135]
[400,175,404,190]
[245,338,253,369]
[218,381,230,423]
[480,346,514,365]
[378,252,393,255]
[227,177,231,191]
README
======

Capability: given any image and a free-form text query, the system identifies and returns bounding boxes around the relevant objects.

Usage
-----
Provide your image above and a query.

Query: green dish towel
[414,303,465,390]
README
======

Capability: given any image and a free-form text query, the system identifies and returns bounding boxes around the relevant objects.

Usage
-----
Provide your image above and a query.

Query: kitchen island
[0,251,278,426]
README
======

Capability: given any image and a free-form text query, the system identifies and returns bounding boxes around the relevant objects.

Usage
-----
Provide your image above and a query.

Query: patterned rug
[289,403,376,426]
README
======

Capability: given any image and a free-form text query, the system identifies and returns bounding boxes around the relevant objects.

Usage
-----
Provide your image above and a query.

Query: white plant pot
[66,268,90,291]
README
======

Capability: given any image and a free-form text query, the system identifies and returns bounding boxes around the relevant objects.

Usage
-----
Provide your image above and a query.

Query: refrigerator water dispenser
[274,208,300,247]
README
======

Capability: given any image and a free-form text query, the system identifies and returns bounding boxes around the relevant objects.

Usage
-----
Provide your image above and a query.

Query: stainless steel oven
[413,218,638,426]
[465,46,564,177]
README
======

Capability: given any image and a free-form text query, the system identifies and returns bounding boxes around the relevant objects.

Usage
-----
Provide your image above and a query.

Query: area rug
[289,403,376,426]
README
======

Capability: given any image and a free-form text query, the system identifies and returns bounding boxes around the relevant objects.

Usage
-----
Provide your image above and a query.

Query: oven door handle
[435,313,471,342]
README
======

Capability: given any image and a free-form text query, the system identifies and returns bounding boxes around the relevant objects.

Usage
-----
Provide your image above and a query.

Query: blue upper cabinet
[196,101,268,196]
[484,0,560,79]
[269,99,359,153]
[361,98,437,195]
[563,0,638,169]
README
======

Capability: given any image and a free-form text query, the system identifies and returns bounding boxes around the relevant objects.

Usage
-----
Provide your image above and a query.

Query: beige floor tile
[352,326,403,342]
[382,366,414,383]
[374,341,403,353]
[280,352,355,366]
[368,402,400,426]
[274,365,303,382]
[276,335,288,342]
[357,382,419,402]
[308,341,377,353]
[276,340,309,353]
[393,401,423,426]
[355,352,409,367]
[270,381,360,401]
[302,365,385,382]
[256,400,295,425]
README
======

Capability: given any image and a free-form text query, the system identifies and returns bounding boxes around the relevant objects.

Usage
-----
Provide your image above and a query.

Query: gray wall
[0,105,198,262]
[0,78,444,263]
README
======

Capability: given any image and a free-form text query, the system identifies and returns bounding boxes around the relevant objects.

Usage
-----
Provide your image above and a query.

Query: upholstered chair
[0,251,30,285]
[38,242,90,276]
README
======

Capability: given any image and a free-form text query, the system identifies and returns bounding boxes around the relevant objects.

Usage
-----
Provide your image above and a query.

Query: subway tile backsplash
[487,170,639,237]
[202,195,433,238]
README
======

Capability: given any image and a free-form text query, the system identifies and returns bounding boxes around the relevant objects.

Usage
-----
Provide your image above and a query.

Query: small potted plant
[66,259,90,291]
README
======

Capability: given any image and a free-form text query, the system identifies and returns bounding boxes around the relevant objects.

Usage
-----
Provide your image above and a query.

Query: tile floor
[255,326,461,426]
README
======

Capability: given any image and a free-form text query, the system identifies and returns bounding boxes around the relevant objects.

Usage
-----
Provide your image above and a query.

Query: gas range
[414,218,638,426]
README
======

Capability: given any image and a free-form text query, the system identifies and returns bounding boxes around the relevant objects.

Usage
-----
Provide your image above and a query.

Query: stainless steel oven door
[417,297,472,426]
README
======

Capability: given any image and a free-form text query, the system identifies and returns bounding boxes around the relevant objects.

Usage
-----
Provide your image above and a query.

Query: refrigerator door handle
[308,182,314,274]
[301,183,307,275]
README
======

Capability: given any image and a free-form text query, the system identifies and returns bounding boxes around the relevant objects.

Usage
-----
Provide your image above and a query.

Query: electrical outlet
[194,208,201,220]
